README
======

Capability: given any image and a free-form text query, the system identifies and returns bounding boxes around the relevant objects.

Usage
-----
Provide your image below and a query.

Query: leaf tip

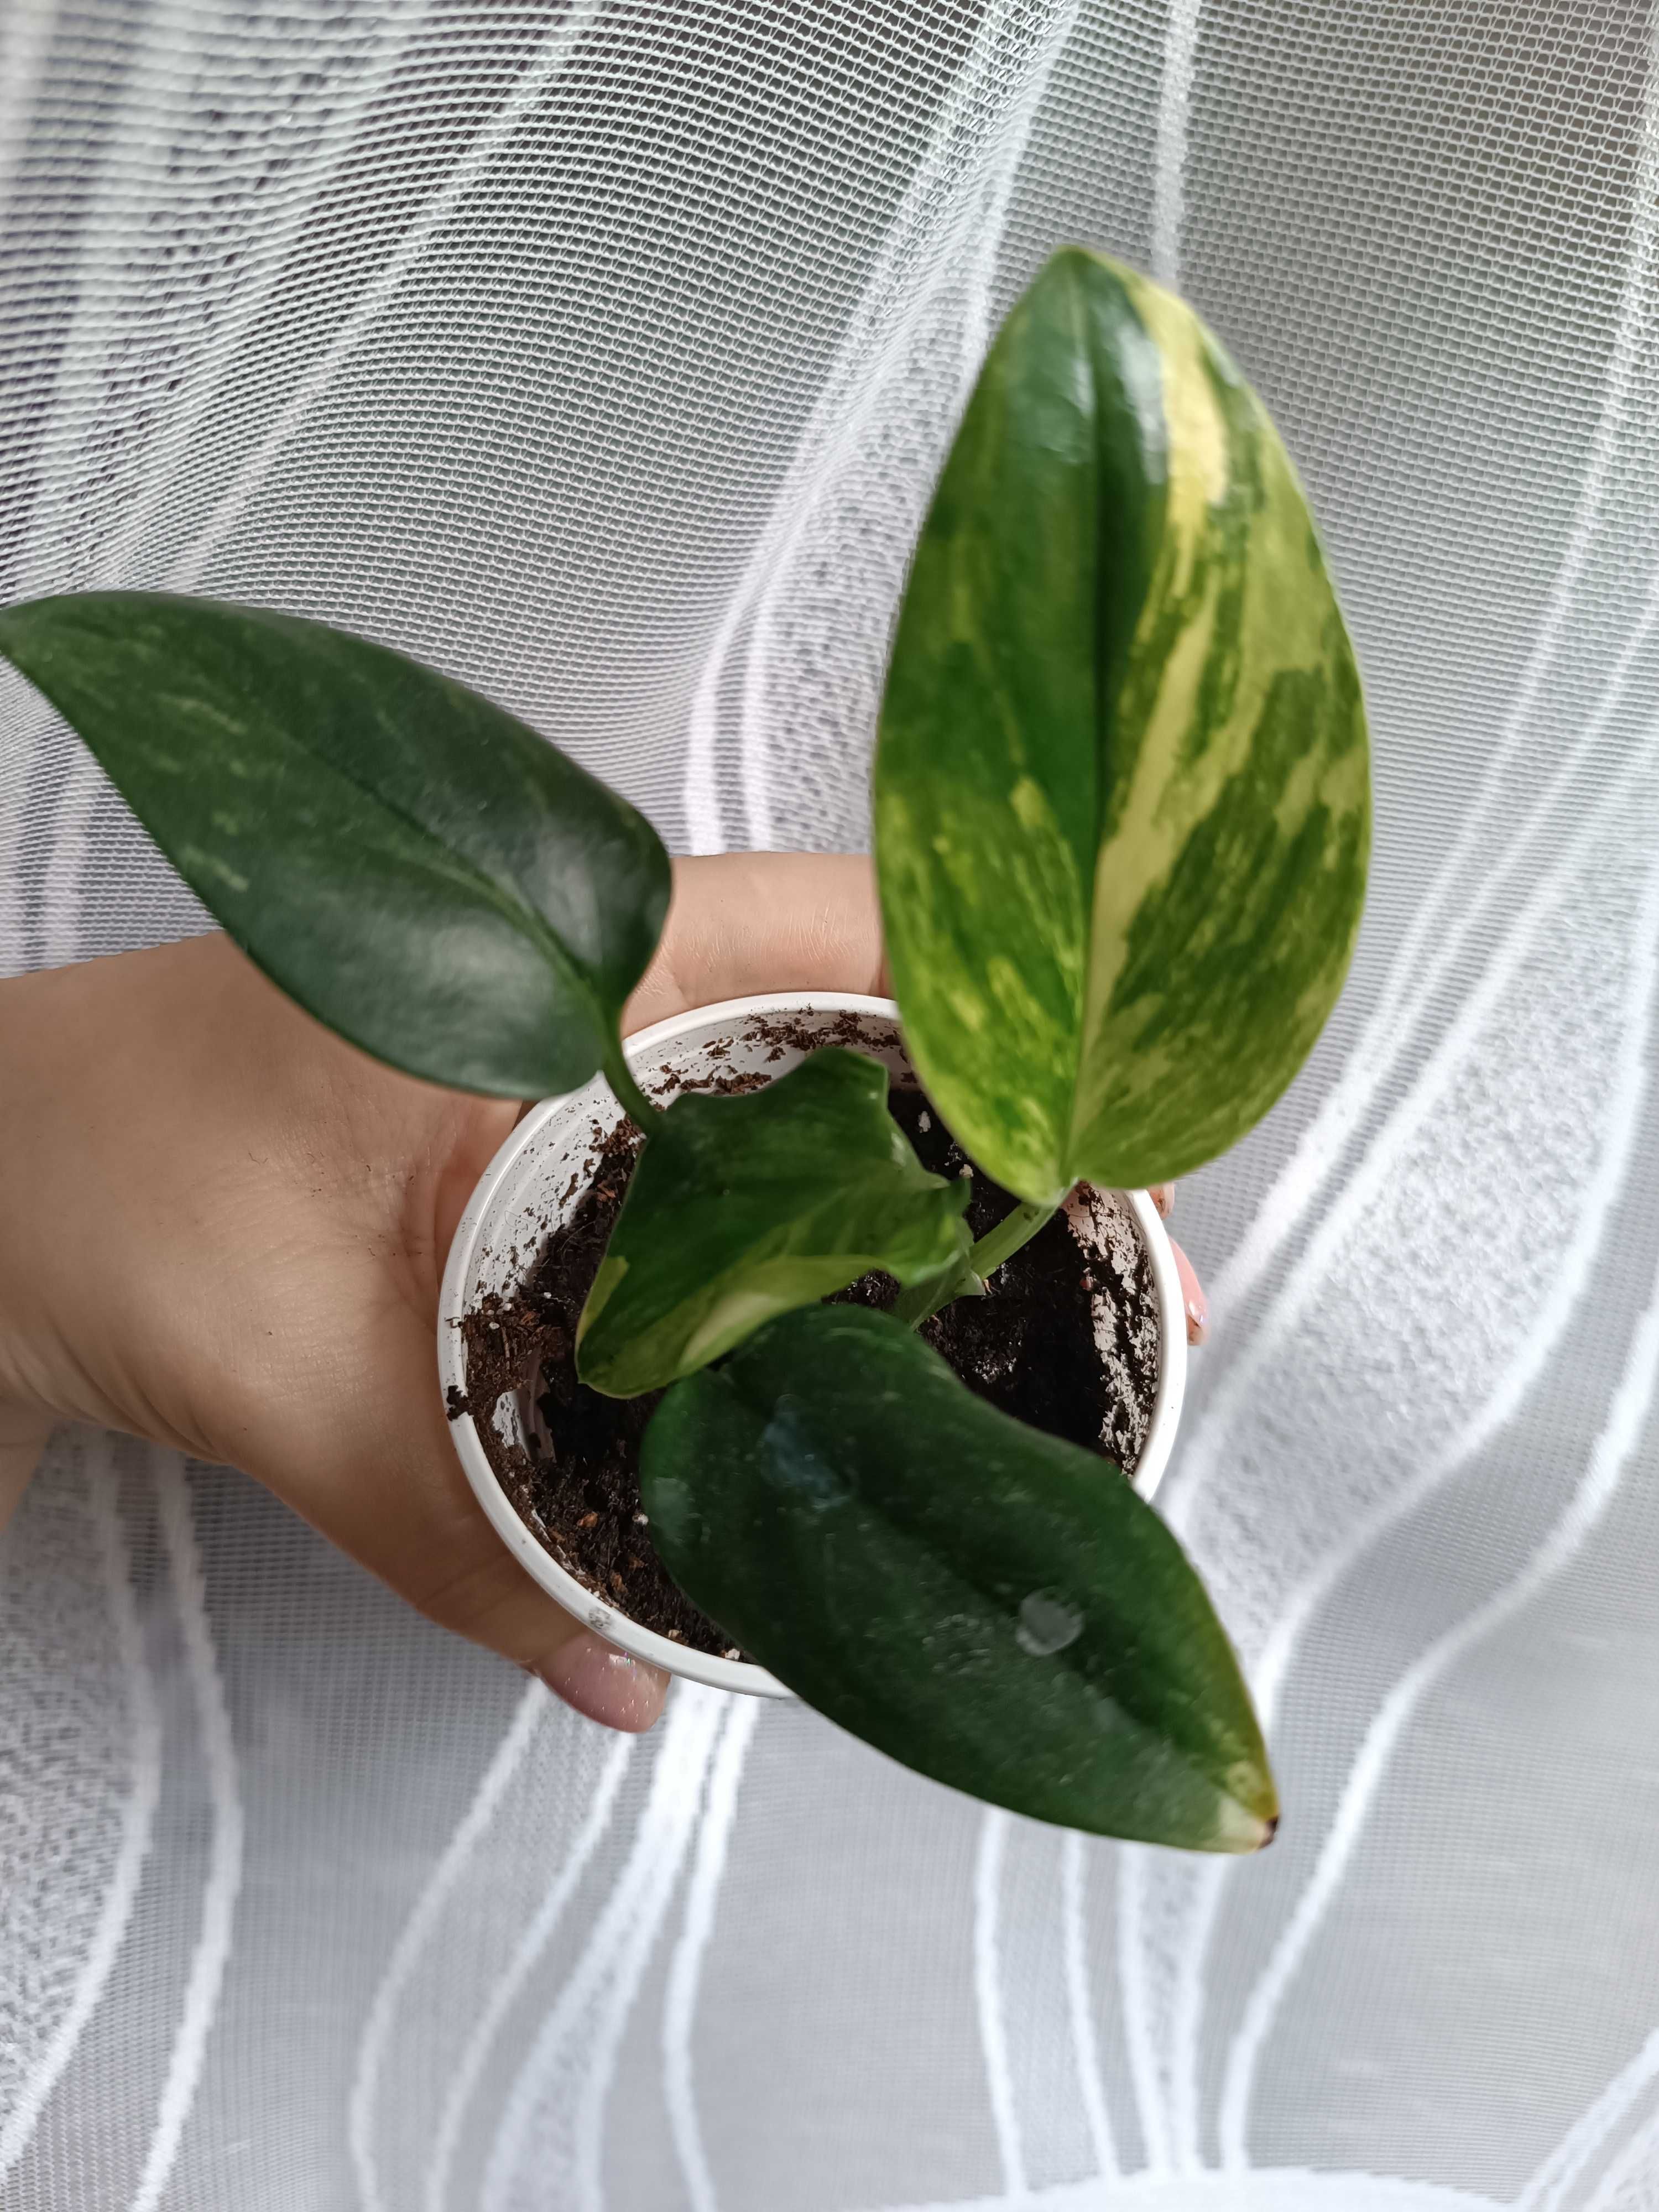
[1209,1806,1270,1854]
[576,1255,627,1349]
[1213,1778,1280,1855]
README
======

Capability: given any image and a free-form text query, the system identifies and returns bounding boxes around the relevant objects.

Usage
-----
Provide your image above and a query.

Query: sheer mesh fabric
[4,4,1659,2207]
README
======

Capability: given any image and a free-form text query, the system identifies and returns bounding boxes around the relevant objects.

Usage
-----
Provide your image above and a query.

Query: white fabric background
[3,3,1659,2206]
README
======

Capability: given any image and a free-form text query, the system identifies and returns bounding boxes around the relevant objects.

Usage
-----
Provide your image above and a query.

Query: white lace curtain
[4,4,1659,2208]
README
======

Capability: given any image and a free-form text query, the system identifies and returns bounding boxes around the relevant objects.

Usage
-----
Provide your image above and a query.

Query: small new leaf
[641,1304,1276,1849]
[0,592,670,1098]
[576,1051,972,1396]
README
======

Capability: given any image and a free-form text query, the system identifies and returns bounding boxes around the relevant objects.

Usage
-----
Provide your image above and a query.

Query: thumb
[624,851,885,1032]
[238,1288,669,1734]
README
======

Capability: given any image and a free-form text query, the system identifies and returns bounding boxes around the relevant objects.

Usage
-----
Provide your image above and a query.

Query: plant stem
[889,1261,973,1331]
[967,1197,1057,1282]
[604,1047,664,1129]
[892,1197,1057,1329]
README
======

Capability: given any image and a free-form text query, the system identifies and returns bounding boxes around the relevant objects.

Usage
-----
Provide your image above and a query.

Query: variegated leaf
[0,593,670,1102]
[874,248,1369,1201]
[576,1049,971,1397]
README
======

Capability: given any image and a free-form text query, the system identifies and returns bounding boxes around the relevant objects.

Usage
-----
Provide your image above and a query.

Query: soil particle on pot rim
[455,1026,1161,1661]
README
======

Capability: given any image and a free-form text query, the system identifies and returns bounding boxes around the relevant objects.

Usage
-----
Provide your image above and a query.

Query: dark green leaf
[0,592,670,1097]
[875,248,1369,1199]
[641,1304,1276,1848]
[577,1051,971,1396]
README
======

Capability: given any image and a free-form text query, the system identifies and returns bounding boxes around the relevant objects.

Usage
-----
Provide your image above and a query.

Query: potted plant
[0,248,1368,1852]
[436,985,1191,1692]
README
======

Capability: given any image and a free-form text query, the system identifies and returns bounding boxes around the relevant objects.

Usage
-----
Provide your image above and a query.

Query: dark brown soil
[452,1042,1160,1660]
[836,1087,1160,1464]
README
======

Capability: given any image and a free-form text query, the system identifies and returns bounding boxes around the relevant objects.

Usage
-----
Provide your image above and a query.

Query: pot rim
[437,990,1188,1699]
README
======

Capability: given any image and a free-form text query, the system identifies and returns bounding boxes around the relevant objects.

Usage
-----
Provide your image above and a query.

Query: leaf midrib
[731,1373,1243,1808]
[770,1470,1244,1817]
[254,703,605,1033]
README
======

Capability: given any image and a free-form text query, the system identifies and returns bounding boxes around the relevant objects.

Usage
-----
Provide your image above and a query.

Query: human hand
[0,850,1206,1734]
[0,854,884,1731]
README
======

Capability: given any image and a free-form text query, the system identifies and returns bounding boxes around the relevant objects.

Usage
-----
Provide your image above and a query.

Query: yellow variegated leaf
[874,248,1369,1201]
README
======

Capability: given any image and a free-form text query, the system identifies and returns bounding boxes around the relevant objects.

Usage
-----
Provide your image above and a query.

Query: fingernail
[534,1633,670,1734]
[1151,1183,1175,1218]
[1186,1290,1208,1347]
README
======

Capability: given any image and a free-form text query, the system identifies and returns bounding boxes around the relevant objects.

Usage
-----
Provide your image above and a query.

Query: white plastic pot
[438,993,1188,1700]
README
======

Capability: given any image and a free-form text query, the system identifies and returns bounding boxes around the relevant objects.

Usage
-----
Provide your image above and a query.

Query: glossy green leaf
[0,592,669,1098]
[577,1051,971,1396]
[874,248,1370,1201]
[641,1304,1276,1848]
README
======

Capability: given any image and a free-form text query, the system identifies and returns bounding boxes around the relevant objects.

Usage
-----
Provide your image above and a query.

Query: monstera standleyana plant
[0,249,1368,1850]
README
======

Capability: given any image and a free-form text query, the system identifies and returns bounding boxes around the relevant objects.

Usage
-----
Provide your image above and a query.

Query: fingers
[1167,1234,1208,1347]
[625,852,885,1033]
[232,1291,668,1734]
[1149,1184,1206,1344]
[535,1635,671,1731]
[410,1527,670,1734]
